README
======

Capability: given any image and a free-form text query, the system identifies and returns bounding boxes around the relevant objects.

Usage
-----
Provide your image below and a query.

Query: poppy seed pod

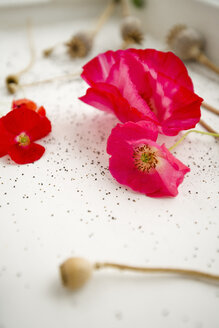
[65,32,93,58]
[121,15,143,44]
[60,257,93,290]
[6,75,19,94]
[167,24,205,60]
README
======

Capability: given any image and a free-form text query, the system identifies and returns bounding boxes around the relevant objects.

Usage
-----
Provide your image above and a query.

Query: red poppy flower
[0,99,51,164]
[107,121,190,197]
[80,49,203,136]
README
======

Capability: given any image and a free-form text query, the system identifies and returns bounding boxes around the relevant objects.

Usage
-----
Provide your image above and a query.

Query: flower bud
[60,257,93,290]
[167,25,205,60]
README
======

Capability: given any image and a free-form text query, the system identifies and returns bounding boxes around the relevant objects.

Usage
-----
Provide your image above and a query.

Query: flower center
[16,132,30,147]
[133,144,158,173]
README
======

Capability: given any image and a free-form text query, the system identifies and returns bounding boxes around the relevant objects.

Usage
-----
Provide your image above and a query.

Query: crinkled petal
[8,143,45,164]
[80,49,202,135]
[80,83,156,123]
[143,70,202,135]
[106,53,158,123]
[81,50,124,86]
[130,48,194,91]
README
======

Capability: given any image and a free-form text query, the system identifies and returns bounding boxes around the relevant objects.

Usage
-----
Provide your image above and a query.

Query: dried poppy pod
[167,24,204,60]
[121,15,144,46]
[60,257,93,290]
[60,257,219,291]
[5,74,19,94]
[167,24,219,74]
[43,0,117,58]
[65,32,93,58]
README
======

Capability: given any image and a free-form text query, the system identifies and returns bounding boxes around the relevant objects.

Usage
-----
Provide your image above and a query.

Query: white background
[0,1,219,327]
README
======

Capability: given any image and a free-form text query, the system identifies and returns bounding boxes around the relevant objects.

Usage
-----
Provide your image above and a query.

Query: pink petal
[80,82,157,123]
[81,50,124,86]
[107,122,190,198]
[130,49,194,91]
[107,121,158,155]
[142,70,202,135]
[106,52,158,123]
[80,49,202,135]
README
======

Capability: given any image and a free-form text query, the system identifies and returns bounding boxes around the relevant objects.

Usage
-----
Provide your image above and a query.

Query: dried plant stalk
[60,257,219,291]
[199,119,217,134]
[44,0,117,59]
[202,102,219,116]
[6,20,35,94]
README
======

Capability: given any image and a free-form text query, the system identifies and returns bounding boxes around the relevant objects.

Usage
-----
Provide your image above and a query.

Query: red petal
[1,108,51,141]
[37,106,46,117]
[29,116,51,142]
[2,108,41,135]
[0,119,15,157]
[8,143,45,164]
[12,98,37,111]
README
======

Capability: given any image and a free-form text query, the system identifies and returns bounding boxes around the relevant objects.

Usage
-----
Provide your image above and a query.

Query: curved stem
[16,20,35,77]
[43,41,63,57]
[202,101,219,116]
[169,129,219,152]
[94,262,219,282]
[196,52,219,75]
[92,0,116,37]
[19,71,81,88]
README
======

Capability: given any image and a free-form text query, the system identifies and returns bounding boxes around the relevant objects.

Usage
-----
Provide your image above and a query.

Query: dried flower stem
[121,0,130,17]
[92,0,117,37]
[60,257,219,291]
[169,129,219,152]
[43,42,63,57]
[6,20,35,93]
[43,0,116,57]
[17,20,35,76]
[202,101,219,116]
[19,71,81,88]
[196,52,219,75]
[94,262,219,282]
[199,119,217,134]
[121,39,132,49]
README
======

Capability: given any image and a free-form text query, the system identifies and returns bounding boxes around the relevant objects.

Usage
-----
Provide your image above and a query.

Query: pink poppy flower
[107,121,190,197]
[80,49,203,136]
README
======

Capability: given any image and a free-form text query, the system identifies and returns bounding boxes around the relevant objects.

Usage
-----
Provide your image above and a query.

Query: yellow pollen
[16,132,30,147]
[133,144,158,173]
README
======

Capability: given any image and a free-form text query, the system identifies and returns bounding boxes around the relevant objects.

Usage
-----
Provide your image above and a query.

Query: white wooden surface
[0,2,219,328]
